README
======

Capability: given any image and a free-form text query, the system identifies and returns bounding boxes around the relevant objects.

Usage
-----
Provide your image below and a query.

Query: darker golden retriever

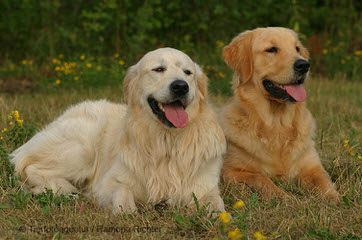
[220,27,339,202]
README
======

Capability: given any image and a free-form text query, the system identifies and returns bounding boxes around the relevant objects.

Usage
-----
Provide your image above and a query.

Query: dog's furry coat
[10,48,226,213]
[220,27,339,201]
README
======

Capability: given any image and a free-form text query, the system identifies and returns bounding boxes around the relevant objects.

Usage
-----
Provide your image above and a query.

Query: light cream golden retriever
[220,27,339,202]
[10,48,226,213]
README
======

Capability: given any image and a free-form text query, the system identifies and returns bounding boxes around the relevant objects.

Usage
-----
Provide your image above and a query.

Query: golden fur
[220,27,339,201]
[10,48,226,213]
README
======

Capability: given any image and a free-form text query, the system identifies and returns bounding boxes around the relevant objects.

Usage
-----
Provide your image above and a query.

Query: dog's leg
[223,167,288,200]
[186,159,225,213]
[97,176,137,214]
[297,164,339,203]
[295,149,339,203]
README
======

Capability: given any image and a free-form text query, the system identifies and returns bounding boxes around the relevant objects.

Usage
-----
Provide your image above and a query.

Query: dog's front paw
[112,199,137,214]
[109,187,138,214]
[261,187,290,201]
[322,189,341,204]
[194,192,225,214]
[209,195,226,213]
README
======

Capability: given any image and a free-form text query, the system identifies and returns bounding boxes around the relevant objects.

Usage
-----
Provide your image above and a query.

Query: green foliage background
[0,0,361,90]
[1,0,360,55]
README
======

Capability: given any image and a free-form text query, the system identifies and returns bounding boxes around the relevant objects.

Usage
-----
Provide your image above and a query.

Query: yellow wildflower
[348,148,352,153]
[228,228,243,240]
[341,59,346,64]
[86,63,92,68]
[96,66,102,71]
[358,156,361,160]
[219,72,226,78]
[8,115,12,119]
[1,128,7,133]
[355,50,362,56]
[293,21,300,32]
[52,58,59,64]
[21,60,27,65]
[233,200,245,208]
[55,66,61,71]
[118,60,125,65]
[9,122,13,125]
[59,54,64,59]
[219,212,231,223]
[74,76,79,81]
[12,110,19,119]
[80,55,85,60]
[254,231,267,240]
[216,40,224,48]
[17,119,23,126]
[322,49,328,55]
[344,140,349,147]
[55,79,61,85]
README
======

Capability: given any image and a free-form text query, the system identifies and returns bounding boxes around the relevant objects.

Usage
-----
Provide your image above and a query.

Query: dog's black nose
[170,80,189,96]
[293,59,310,74]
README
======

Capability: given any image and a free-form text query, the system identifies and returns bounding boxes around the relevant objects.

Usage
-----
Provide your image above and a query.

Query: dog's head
[223,27,310,103]
[123,48,207,128]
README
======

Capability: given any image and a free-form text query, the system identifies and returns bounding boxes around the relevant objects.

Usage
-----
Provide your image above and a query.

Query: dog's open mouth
[147,97,188,128]
[262,80,307,102]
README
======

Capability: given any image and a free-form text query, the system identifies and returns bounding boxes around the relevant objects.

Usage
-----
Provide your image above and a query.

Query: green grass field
[0,75,361,239]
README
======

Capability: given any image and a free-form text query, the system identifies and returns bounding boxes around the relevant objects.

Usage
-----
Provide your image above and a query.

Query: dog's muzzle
[293,59,310,74]
[263,59,310,103]
[170,80,189,97]
[148,96,188,128]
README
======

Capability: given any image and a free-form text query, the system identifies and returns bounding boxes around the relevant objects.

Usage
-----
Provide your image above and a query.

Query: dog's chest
[139,155,203,203]
[259,128,305,175]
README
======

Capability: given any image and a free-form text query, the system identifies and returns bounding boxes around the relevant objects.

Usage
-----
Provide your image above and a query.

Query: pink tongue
[285,85,307,102]
[164,103,188,128]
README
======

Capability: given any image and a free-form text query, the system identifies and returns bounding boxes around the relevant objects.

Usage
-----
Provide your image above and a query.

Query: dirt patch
[0,75,37,94]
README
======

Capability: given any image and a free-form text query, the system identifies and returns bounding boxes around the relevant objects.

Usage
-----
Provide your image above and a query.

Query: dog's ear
[223,30,254,86]
[122,65,138,104]
[195,63,207,102]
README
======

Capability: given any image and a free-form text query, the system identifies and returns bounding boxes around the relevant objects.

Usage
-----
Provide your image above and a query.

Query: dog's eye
[184,70,192,75]
[265,47,278,53]
[152,67,166,72]
[296,46,300,52]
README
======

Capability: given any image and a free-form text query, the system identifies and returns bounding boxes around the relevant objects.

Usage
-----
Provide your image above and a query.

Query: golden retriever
[220,27,339,202]
[10,48,226,213]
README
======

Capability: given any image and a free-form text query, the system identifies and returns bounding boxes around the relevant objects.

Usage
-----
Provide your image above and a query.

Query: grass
[0,75,361,239]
